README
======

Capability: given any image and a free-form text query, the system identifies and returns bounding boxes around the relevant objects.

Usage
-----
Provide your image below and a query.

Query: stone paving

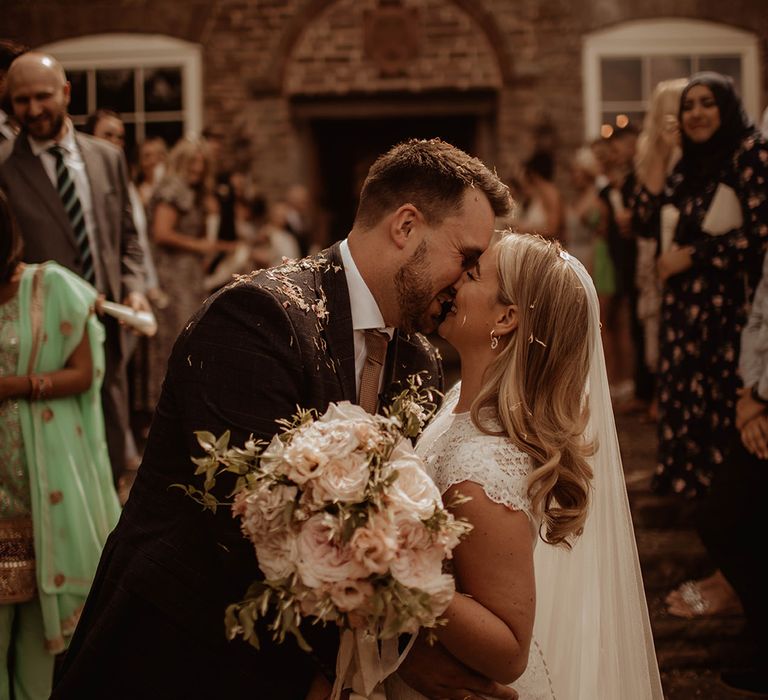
[616,411,749,699]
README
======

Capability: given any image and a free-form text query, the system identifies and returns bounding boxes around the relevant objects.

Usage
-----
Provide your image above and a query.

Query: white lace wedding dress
[385,389,556,700]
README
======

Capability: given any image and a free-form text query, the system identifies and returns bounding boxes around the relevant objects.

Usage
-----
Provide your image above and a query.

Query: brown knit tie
[359,330,389,414]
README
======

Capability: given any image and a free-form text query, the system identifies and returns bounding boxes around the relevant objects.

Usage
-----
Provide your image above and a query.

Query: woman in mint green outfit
[0,190,120,700]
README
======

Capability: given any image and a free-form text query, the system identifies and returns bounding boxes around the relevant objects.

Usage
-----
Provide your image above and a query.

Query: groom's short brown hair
[354,138,511,229]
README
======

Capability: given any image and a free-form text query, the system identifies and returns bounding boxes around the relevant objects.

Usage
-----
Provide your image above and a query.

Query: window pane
[649,56,691,91]
[145,121,184,149]
[698,56,742,93]
[144,68,183,112]
[601,58,642,102]
[68,70,88,116]
[96,69,135,113]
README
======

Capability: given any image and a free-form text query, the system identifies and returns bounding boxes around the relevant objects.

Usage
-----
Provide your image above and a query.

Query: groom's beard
[394,239,433,335]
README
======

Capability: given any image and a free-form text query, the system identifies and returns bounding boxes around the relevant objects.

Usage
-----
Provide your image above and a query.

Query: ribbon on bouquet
[331,628,416,700]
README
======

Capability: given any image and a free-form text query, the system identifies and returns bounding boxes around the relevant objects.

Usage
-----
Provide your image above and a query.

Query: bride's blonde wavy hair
[471,232,594,547]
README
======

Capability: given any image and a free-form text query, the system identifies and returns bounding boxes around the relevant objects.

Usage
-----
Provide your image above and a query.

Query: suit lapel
[77,134,117,298]
[385,330,439,389]
[12,136,78,252]
[317,243,357,403]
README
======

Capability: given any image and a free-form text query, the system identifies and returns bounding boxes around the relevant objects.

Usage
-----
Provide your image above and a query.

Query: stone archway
[280,0,507,242]
[282,0,506,96]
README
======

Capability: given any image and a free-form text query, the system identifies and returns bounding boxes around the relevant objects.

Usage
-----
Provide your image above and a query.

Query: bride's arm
[434,480,535,685]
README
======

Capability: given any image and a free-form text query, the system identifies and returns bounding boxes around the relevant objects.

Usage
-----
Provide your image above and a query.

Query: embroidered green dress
[4,263,120,653]
[0,294,36,596]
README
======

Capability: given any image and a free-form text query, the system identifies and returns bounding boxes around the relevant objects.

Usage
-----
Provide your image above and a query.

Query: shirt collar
[340,238,393,338]
[28,118,77,158]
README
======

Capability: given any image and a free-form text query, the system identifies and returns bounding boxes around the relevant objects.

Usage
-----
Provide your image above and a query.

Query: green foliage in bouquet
[174,373,472,654]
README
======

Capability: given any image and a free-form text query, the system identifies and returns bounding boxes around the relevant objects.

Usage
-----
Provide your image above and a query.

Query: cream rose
[234,482,297,543]
[309,451,371,505]
[296,514,367,588]
[386,454,441,520]
[255,529,299,580]
[319,401,373,425]
[282,428,333,483]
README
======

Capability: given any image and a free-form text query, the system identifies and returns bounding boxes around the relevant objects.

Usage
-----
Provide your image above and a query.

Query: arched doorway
[283,0,506,242]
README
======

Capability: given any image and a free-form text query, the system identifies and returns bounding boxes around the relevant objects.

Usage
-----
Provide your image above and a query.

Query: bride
[389,231,663,699]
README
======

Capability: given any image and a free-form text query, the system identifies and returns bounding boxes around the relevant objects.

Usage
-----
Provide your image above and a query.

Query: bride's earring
[490,330,499,350]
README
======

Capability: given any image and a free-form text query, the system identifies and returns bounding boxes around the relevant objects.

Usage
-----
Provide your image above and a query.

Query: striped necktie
[48,145,94,284]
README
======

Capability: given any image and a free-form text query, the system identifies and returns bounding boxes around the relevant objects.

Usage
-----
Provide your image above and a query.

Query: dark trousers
[698,437,768,669]
[101,316,130,483]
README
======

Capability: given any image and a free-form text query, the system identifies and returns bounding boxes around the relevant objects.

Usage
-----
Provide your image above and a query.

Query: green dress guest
[0,189,120,700]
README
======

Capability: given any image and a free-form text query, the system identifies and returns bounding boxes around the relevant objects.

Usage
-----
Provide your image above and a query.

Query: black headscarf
[678,71,755,190]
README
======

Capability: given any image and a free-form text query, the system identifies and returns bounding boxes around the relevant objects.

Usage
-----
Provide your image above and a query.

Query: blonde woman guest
[388,233,662,700]
[0,190,120,699]
[633,79,687,387]
[565,147,609,273]
[145,138,232,410]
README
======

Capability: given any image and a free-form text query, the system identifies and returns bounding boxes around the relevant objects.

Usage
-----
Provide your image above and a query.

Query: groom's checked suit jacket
[55,243,443,699]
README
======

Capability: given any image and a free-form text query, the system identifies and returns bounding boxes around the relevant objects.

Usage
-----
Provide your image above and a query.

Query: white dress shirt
[339,238,394,394]
[29,119,102,290]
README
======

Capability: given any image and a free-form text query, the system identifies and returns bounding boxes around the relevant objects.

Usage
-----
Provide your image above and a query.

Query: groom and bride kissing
[52,139,663,699]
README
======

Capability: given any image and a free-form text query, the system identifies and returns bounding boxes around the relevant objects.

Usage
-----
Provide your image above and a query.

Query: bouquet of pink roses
[183,377,470,699]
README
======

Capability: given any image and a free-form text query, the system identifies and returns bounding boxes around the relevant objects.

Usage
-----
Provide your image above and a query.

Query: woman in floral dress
[634,72,768,615]
[143,138,232,410]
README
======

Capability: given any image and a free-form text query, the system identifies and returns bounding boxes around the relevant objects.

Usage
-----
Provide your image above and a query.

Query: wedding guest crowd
[509,76,768,695]
[1,32,767,695]
[0,53,148,486]
[633,72,768,694]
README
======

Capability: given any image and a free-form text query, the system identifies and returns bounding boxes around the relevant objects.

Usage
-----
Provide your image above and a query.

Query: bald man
[0,52,147,481]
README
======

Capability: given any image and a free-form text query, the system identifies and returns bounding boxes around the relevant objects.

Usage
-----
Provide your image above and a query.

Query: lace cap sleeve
[433,419,534,519]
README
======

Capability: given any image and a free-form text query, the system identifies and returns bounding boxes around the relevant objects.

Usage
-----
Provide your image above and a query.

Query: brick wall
[4,0,766,206]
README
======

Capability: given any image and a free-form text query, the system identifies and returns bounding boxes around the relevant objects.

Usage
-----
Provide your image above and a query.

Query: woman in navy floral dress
[636,73,768,498]
[634,72,768,616]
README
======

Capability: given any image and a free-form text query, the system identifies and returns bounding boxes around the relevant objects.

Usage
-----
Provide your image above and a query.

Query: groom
[54,139,514,699]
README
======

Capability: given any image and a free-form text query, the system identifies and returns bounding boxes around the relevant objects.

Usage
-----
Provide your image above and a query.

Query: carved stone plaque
[364,2,421,77]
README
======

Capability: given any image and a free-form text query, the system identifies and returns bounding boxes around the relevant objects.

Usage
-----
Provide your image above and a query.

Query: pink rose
[296,514,367,588]
[389,509,454,612]
[350,514,398,574]
[329,578,375,613]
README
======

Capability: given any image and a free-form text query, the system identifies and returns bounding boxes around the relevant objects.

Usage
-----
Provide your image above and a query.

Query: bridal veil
[532,252,664,699]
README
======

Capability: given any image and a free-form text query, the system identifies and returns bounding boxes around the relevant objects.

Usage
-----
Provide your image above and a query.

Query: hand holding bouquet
[181,377,471,699]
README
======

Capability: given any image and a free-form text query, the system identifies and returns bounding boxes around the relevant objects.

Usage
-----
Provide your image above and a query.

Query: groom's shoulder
[400,331,441,363]
[209,250,341,323]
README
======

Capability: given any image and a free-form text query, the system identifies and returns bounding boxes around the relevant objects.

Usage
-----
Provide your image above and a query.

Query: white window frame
[39,33,203,139]
[582,18,762,139]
